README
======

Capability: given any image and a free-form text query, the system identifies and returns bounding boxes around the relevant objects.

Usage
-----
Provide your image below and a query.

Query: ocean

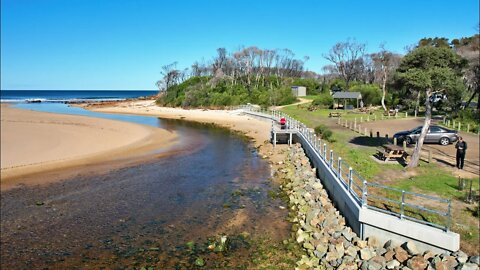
[0,90,158,103]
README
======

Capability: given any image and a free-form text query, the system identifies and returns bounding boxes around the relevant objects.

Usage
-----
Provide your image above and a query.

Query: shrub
[349,84,382,106]
[311,94,334,108]
[314,124,334,142]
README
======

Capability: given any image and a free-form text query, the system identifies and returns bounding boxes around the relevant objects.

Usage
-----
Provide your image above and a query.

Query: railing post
[348,167,353,191]
[400,190,405,220]
[329,150,333,168]
[338,157,342,177]
[323,144,327,160]
[362,180,368,207]
[313,134,317,148]
[446,200,451,232]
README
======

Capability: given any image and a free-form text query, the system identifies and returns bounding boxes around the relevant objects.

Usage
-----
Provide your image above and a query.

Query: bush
[314,124,334,142]
[349,84,382,106]
[311,94,334,108]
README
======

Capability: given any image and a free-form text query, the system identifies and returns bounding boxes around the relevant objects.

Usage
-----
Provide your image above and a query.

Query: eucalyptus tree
[324,39,367,88]
[395,46,467,168]
[371,46,402,111]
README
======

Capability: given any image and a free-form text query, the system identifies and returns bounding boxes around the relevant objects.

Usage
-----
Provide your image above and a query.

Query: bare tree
[371,45,402,111]
[324,39,366,88]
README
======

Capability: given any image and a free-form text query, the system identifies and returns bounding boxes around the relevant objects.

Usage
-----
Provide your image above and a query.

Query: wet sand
[82,100,272,149]
[1,105,178,189]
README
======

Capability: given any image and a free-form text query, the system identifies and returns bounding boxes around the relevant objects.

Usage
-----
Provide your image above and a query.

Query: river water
[0,104,291,269]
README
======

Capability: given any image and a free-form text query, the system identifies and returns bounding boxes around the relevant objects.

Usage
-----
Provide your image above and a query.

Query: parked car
[393,125,458,146]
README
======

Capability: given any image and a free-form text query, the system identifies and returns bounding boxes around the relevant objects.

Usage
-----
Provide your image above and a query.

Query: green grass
[392,164,479,199]
[281,104,400,179]
[282,104,414,122]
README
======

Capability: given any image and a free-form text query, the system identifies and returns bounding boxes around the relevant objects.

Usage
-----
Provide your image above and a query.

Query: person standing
[455,136,467,169]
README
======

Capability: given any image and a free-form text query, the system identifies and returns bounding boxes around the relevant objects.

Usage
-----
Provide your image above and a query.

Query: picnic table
[329,112,342,118]
[377,144,408,162]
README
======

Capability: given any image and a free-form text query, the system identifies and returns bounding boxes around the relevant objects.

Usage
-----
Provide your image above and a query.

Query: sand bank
[1,105,177,187]
[84,100,272,148]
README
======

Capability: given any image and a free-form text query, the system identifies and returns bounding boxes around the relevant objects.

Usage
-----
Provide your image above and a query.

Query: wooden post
[428,150,432,163]
[376,131,380,138]
[367,115,370,122]
[354,118,357,130]
[394,137,397,145]
[338,117,341,125]
[458,122,461,131]
[360,116,363,123]
[370,129,373,138]
[405,112,408,118]
[403,140,407,151]
[467,124,470,133]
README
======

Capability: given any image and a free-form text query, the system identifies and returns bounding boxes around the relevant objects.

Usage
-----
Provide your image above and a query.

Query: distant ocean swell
[0,90,158,103]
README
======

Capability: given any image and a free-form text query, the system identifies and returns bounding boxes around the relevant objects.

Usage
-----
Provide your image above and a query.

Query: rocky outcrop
[276,144,479,270]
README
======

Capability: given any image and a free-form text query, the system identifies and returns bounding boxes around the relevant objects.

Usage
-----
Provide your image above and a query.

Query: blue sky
[1,0,478,90]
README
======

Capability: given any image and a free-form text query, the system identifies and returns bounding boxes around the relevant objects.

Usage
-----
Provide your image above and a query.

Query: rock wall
[276,144,479,270]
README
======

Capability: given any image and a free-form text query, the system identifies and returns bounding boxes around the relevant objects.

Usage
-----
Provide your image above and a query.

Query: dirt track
[359,118,479,177]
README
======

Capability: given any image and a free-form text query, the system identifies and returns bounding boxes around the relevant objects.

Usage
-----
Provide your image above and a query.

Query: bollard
[458,122,461,131]
[394,137,397,146]
[360,117,363,123]
[354,118,357,130]
[403,140,407,151]
[467,124,470,133]
[364,127,368,136]
[370,130,373,138]
[405,112,408,118]
[376,131,380,138]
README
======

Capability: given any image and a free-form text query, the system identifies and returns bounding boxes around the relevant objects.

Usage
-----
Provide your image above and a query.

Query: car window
[429,126,442,133]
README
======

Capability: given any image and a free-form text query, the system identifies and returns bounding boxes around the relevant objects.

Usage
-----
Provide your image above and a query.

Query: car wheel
[439,137,450,146]
[406,137,413,145]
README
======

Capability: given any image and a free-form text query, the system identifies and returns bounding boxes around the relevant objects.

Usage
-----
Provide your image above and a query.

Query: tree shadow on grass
[349,136,388,147]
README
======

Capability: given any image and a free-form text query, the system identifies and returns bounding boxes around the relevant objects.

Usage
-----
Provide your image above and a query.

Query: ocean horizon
[0,90,158,103]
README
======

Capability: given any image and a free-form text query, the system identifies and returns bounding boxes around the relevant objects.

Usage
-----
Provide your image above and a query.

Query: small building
[291,86,307,97]
[332,91,362,109]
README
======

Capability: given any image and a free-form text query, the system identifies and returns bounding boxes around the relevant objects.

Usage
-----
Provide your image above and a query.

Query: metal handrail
[239,106,452,231]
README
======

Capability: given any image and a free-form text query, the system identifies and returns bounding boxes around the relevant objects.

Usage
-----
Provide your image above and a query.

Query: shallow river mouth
[1,104,291,269]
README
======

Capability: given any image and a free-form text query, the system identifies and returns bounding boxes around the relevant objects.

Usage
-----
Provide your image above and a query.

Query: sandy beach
[84,100,272,148]
[1,105,177,188]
